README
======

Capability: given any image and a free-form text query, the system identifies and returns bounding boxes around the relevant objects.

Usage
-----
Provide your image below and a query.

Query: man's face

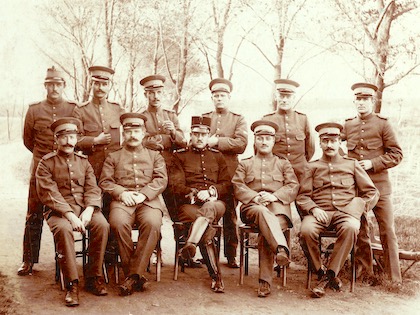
[190,131,209,149]
[211,91,230,111]
[56,133,77,155]
[254,135,275,155]
[320,136,341,158]
[354,95,374,115]
[145,88,164,108]
[123,128,145,148]
[275,91,295,111]
[45,82,65,101]
[92,80,110,100]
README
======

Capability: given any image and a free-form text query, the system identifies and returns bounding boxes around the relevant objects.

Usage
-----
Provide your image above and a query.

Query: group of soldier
[17,65,403,306]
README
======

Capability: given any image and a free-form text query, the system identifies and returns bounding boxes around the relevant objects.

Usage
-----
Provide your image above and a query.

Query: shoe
[328,277,342,292]
[311,274,330,298]
[65,282,79,307]
[226,257,239,268]
[17,261,33,276]
[258,280,271,298]
[85,277,108,296]
[317,265,327,280]
[134,275,149,292]
[119,276,137,296]
[211,274,225,293]
[275,248,290,267]
[180,243,197,260]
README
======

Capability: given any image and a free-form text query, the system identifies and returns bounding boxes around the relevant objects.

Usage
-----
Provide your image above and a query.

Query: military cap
[274,79,300,94]
[191,116,211,133]
[89,66,115,82]
[140,75,166,90]
[45,66,65,83]
[315,122,343,137]
[351,82,378,97]
[250,120,278,136]
[209,78,233,93]
[50,117,80,135]
[120,112,148,129]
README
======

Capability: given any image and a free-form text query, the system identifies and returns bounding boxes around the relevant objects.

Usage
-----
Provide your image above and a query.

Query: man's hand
[94,132,111,145]
[132,192,146,204]
[120,191,137,207]
[79,206,94,228]
[258,191,277,204]
[311,208,328,224]
[359,160,373,171]
[197,190,211,202]
[64,212,86,234]
[207,135,219,147]
[162,120,175,135]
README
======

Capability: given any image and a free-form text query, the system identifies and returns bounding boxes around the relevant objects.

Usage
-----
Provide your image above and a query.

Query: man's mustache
[128,137,140,142]
[63,144,74,148]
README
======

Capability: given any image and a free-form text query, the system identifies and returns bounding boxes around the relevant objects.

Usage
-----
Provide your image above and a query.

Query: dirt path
[1,141,419,315]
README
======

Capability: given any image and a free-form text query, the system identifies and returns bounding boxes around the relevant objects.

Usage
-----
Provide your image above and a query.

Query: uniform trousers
[356,195,401,281]
[47,211,109,282]
[109,202,162,278]
[241,204,289,285]
[300,211,360,276]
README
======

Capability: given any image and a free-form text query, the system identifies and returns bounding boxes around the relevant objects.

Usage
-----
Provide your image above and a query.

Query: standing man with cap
[263,79,314,182]
[202,78,248,268]
[99,113,167,296]
[36,117,109,307]
[297,122,378,298]
[170,116,231,293]
[138,74,186,220]
[19,66,78,275]
[232,120,299,297]
[342,83,403,283]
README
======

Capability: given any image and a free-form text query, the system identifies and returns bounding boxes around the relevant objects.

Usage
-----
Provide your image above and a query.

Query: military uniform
[36,150,109,283]
[263,109,314,181]
[343,112,403,281]
[22,94,77,267]
[232,153,299,286]
[297,152,378,278]
[99,141,167,279]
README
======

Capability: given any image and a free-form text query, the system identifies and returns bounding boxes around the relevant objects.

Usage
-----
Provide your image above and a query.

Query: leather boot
[200,240,224,293]
[65,281,79,307]
[17,261,33,276]
[186,217,209,244]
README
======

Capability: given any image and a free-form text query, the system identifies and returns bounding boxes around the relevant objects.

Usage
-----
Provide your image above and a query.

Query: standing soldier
[342,83,403,283]
[202,78,248,268]
[36,118,109,307]
[232,120,299,297]
[18,66,78,275]
[138,75,186,220]
[263,79,315,182]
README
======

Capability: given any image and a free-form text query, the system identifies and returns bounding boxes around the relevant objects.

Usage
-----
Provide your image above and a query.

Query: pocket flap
[272,174,284,182]
[110,122,120,129]
[84,123,99,132]
[366,140,382,150]
[144,169,153,177]
[296,133,306,141]
[341,177,355,186]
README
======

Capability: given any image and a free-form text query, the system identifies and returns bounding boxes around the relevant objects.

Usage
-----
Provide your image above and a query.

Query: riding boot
[199,240,224,293]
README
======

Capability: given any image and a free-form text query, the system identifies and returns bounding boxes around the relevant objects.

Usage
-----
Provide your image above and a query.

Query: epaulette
[108,100,121,107]
[209,148,220,153]
[67,100,78,106]
[263,111,276,117]
[202,111,212,116]
[75,151,88,158]
[28,101,41,107]
[174,147,188,153]
[376,113,388,120]
[308,158,320,164]
[345,116,357,121]
[42,152,57,160]
[163,107,176,113]
[295,110,307,116]
[240,156,253,161]
[274,154,287,160]
[343,156,357,161]
[229,110,243,117]
[78,100,90,107]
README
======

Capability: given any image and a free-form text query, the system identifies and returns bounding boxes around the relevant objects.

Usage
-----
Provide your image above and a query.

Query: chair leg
[156,243,162,282]
[239,229,245,285]
[307,263,312,289]
[281,266,287,287]
[350,246,355,292]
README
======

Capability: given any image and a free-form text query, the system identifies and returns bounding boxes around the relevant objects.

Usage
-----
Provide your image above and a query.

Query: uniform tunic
[73,98,125,179]
[342,113,403,281]
[297,155,378,275]
[22,97,77,263]
[263,109,314,181]
[202,109,248,258]
[232,154,299,284]
[99,144,167,277]
[36,151,108,281]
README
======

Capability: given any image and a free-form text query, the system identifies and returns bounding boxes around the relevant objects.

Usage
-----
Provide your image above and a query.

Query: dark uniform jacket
[23,98,78,168]
[140,106,186,152]
[296,155,379,219]
[73,98,125,177]
[170,146,231,204]
[35,151,102,218]
[342,113,403,195]
[263,110,314,178]
[202,109,248,177]
[232,154,299,224]
[99,144,167,210]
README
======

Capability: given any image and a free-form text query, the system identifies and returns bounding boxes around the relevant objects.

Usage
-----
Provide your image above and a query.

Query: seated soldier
[232,120,299,297]
[36,118,109,307]
[170,116,231,293]
[99,113,167,296]
[297,122,379,298]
